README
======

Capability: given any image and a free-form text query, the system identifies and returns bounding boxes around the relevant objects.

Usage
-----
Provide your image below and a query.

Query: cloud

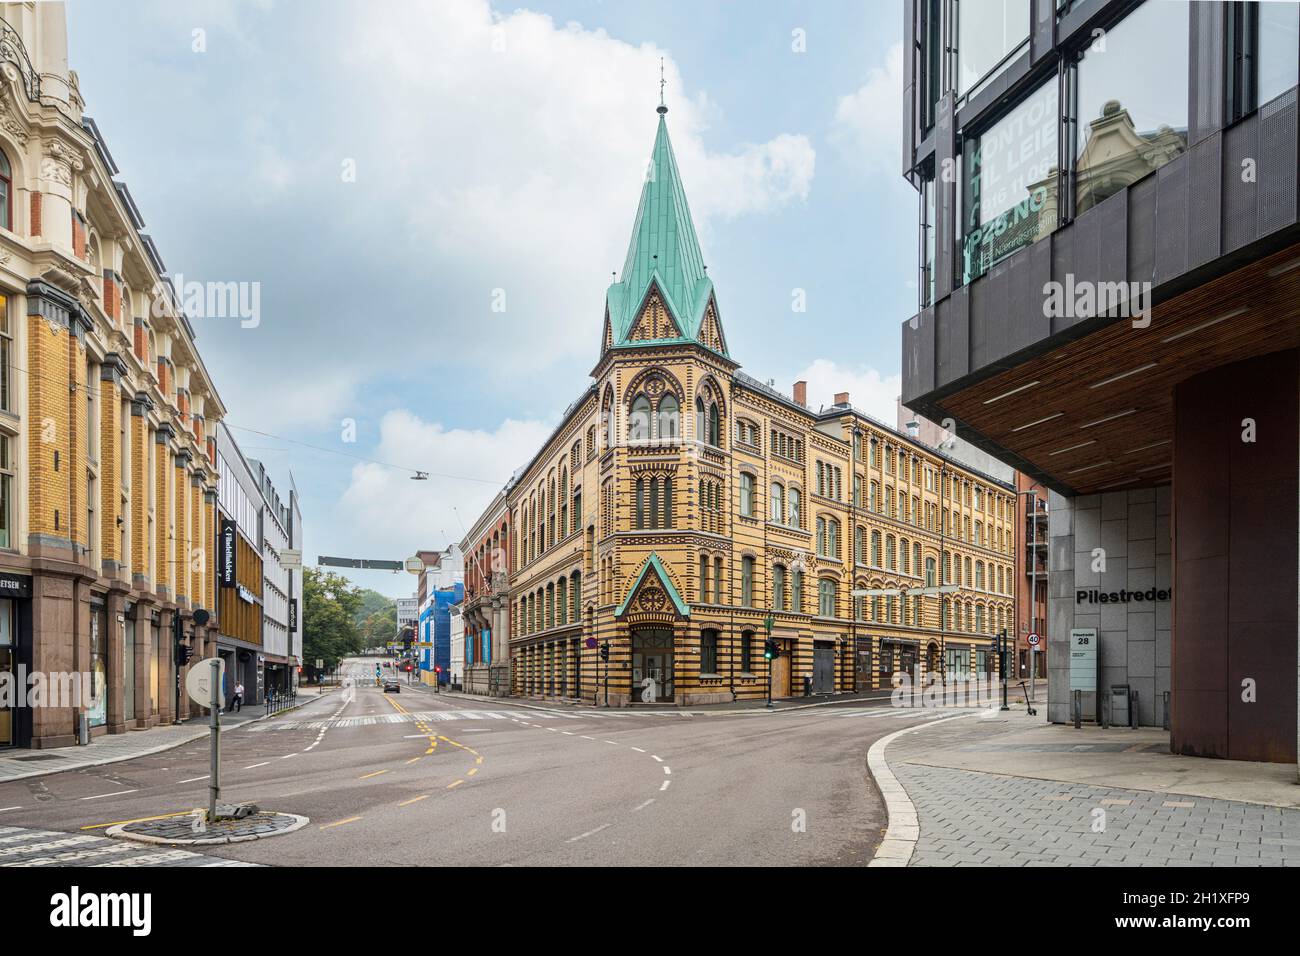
[331,409,553,563]
[830,41,903,174]
[794,358,901,424]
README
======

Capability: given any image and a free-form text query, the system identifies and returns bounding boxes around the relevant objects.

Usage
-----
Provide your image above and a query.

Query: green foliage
[303,567,367,670]
[353,588,394,628]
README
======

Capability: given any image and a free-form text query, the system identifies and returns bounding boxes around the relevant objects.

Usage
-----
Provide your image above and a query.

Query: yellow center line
[360,769,389,780]
[405,756,423,765]
[398,795,430,807]
[467,768,478,777]
[447,779,464,789]
[321,816,363,829]
[80,810,194,831]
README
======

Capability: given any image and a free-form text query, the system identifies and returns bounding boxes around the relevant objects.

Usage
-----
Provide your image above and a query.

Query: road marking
[1163,800,1195,808]
[1100,798,1131,806]
[399,795,429,807]
[280,753,298,760]
[561,731,575,735]
[663,766,671,775]
[475,757,483,765]
[632,799,654,812]
[178,775,209,784]
[406,757,422,765]
[604,740,619,745]
[567,823,611,843]
[320,816,362,829]
[660,780,671,791]
[0,806,20,813]
[81,810,193,831]
[630,747,645,753]
[244,762,270,770]
[81,790,138,801]
[651,755,663,762]
[467,768,478,777]
[447,780,464,789]
[360,769,389,780]
[580,735,594,740]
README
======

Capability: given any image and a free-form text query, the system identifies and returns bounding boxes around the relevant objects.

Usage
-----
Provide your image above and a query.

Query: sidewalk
[0,688,337,784]
[871,706,1300,866]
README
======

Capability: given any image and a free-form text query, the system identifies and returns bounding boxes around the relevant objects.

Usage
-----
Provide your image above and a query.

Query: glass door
[0,599,13,746]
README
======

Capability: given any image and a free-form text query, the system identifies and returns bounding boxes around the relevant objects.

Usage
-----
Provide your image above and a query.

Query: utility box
[1109,685,1131,729]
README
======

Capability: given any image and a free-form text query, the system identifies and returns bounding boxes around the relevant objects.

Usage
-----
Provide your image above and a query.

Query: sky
[66,0,916,598]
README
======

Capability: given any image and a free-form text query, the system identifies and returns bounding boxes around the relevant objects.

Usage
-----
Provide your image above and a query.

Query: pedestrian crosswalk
[0,826,256,867]
[245,704,988,732]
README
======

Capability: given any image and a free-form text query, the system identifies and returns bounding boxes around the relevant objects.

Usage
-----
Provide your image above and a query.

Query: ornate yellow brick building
[0,4,226,747]
[497,105,1017,707]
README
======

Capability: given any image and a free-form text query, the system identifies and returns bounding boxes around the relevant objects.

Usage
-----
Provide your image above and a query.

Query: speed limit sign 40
[1027,632,1041,646]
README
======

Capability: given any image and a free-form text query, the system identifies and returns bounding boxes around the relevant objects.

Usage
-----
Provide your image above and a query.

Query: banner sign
[219,519,237,588]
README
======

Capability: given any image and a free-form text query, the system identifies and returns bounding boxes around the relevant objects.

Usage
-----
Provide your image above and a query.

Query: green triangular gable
[614,552,690,618]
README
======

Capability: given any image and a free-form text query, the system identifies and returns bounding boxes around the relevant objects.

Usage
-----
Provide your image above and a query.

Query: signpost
[1069,627,1097,727]
[185,656,225,822]
[1027,632,1040,706]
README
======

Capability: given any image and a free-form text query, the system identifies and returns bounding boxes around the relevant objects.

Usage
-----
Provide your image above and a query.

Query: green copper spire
[605,107,725,355]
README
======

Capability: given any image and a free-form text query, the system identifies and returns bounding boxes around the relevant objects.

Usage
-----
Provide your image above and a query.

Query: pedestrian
[232,681,245,713]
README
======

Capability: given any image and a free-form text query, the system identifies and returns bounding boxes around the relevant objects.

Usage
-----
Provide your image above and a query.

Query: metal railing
[0,17,40,101]
[265,687,298,717]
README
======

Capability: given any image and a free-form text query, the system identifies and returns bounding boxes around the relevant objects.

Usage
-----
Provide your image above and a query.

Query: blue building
[418,583,463,685]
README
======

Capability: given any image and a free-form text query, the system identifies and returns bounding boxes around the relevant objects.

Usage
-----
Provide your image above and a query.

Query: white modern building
[249,459,303,692]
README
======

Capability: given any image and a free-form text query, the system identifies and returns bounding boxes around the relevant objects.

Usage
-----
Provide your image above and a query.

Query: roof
[605,112,722,353]
[614,553,690,618]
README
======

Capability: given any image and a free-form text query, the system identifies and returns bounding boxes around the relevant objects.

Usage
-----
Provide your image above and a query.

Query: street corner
[105,810,310,847]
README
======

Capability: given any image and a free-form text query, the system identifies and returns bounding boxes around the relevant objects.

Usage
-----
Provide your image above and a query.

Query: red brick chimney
[793,381,807,406]
[834,392,850,406]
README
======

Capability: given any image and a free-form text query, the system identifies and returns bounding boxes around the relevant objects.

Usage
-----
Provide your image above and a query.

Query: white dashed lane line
[80,790,138,801]
[567,823,612,843]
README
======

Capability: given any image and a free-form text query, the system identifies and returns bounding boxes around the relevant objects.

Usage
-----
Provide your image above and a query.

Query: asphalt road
[0,657,960,866]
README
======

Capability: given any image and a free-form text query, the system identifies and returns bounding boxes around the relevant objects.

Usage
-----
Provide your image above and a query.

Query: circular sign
[184,657,225,708]
[584,637,598,650]
[192,608,211,626]
[1027,633,1041,646]
[404,556,425,575]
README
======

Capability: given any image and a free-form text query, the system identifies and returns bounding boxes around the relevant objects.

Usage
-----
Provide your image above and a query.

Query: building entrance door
[812,641,835,694]
[631,628,675,702]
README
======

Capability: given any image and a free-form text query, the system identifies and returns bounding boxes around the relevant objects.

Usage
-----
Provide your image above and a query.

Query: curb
[430,688,896,717]
[0,691,337,783]
[106,812,310,846]
[866,712,975,868]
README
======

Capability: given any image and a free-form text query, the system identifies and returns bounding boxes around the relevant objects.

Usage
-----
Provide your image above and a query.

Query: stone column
[105,588,127,733]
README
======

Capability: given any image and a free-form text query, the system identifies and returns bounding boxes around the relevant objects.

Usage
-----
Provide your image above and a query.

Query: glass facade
[1074,0,1189,215]
[963,77,1059,282]
[958,0,1030,96]
[1259,1,1300,107]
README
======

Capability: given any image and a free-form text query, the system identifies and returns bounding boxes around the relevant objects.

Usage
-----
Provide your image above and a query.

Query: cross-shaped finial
[657,57,668,114]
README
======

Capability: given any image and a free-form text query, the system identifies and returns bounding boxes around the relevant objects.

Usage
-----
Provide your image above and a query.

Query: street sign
[1027,632,1041,647]
[184,656,225,709]
[404,556,425,574]
[278,548,303,570]
[585,637,598,649]
[1068,628,1097,691]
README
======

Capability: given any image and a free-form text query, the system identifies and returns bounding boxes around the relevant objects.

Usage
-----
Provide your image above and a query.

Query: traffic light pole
[999,628,1010,711]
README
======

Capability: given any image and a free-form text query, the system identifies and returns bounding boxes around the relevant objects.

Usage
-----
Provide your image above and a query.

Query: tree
[353,588,394,628]
[303,568,366,672]
[359,604,398,650]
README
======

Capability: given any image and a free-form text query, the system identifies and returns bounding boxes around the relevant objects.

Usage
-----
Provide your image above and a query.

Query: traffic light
[405,664,413,673]
[599,641,610,662]
[175,644,192,667]
[434,665,442,674]
[764,639,779,660]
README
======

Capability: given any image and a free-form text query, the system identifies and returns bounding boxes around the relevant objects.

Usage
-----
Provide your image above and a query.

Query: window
[1257,1,1300,107]
[658,394,680,440]
[770,482,784,523]
[963,76,1059,283]
[792,568,804,613]
[0,294,9,411]
[773,564,787,611]
[0,435,10,549]
[926,556,937,588]
[957,0,1030,96]
[1074,1,1189,216]
[740,473,755,518]
[714,557,723,604]
[700,555,710,602]
[708,402,721,447]
[0,152,10,232]
[635,476,673,529]
[695,396,706,441]
[701,629,720,674]
[788,488,801,528]
[818,579,836,618]
[871,530,882,566]
[629,395,651,442]
[741,556,755,607]
[741,630,754,672]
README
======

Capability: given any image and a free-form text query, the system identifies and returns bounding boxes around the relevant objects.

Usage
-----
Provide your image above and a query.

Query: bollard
[1130,690,1140,729]
[1073,689,1081,729]
[1163,691,1171,731]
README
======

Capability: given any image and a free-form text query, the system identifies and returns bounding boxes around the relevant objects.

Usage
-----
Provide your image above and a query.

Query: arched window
[925,556,937,588]
[886,535,896,570]
[773,564,787,611]
[708,402,720,446]
[819,579,836,618]
[792,568,804,612]
[788,488,801,528]
[913,542,921,577]
[975,561,985,590]
[657,394,680,440]
[0,150,11,231]
[630,395,651,442]
[770,482,784,523]
[695,395,706,441]
[740,473,755,517]
[871,530,882,566]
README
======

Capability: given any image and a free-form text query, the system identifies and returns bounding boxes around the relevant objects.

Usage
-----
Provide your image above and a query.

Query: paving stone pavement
[891,763,1300,867]
[0,825,257,867]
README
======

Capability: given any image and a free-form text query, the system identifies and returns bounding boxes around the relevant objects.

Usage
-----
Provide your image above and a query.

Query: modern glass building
[900,0,1299,762]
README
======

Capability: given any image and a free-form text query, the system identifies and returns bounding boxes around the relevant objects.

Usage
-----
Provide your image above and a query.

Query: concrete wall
[1047,487,1172,728]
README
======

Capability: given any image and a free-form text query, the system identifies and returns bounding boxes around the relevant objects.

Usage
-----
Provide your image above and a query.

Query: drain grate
[8,753,62,761]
